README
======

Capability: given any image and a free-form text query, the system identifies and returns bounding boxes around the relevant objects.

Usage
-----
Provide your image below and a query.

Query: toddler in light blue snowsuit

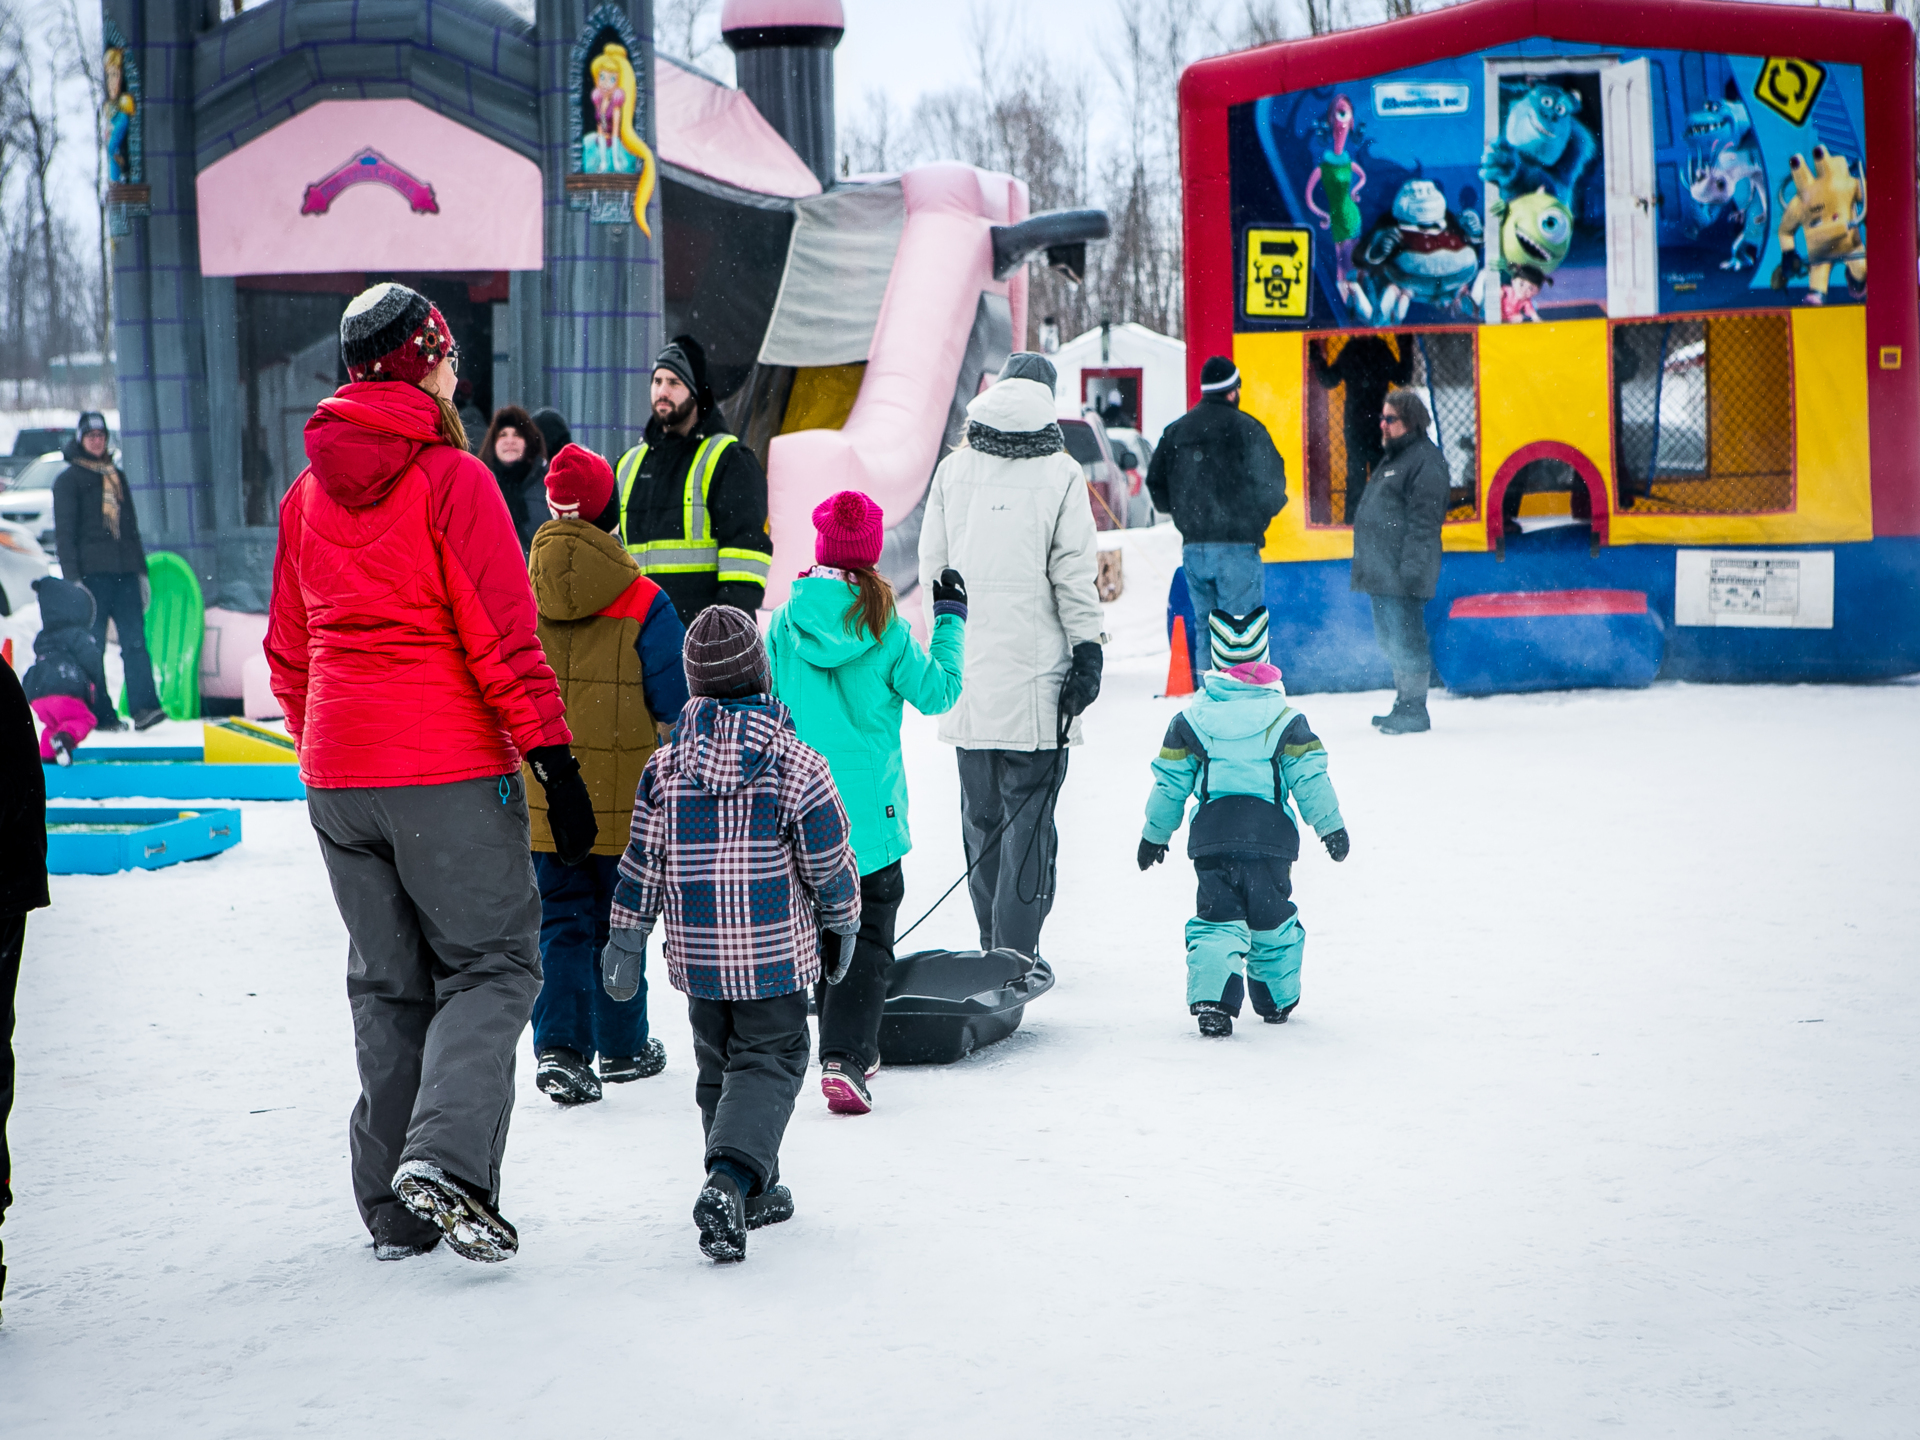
[1138,609,1348,1036]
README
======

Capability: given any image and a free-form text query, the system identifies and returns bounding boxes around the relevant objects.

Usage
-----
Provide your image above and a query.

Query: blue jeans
[82,572,159,715]
[1182,543,1267,672]
[531,852,650,1060]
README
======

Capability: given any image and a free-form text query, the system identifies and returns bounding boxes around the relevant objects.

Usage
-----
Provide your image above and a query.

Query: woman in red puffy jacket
[265,282,597,1265]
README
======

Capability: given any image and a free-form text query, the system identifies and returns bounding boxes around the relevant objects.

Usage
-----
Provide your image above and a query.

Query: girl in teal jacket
[766,490,967,1114]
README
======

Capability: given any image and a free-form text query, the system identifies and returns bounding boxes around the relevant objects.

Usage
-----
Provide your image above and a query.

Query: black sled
[877,948,1054,1065]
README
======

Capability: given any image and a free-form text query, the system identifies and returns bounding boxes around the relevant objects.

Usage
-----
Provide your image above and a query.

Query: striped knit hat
[684,604,770,699]
[1208,606,1270,670]
[340,282,453,384]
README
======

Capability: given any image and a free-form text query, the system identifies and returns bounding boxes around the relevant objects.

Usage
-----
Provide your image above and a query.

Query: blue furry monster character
[1684,98,1769,271]
[1354,178,1484,324]
[1480,81,1596,209]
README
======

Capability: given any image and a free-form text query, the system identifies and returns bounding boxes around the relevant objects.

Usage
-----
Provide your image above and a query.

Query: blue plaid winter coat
[610,694,861,1001]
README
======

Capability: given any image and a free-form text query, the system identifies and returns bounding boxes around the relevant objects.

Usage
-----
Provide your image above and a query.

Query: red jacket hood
[303,382,444,509]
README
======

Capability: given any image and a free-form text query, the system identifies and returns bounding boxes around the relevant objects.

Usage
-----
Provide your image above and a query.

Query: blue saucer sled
[46,808,243,874]
[879,950,1055,1065]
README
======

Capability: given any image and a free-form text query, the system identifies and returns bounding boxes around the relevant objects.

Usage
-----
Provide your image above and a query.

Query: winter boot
[131,707,166,732]
[392,1160,519,1264]
[49,732,74,766]
[536,1046,603,1105]
[1192,1002,1234,1038]
[1248,980,1297,1024]
[746,1184,794,1231]
[694,1169,749,1262]
[599,1037,666,1083]
[1371,698,1410,728]
[1376,700,1431,735]
[819,1057,873,1115]
[370,1213,441,1262]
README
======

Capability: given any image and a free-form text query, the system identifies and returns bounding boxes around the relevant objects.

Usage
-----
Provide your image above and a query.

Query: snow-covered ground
[4,535,1918,1436]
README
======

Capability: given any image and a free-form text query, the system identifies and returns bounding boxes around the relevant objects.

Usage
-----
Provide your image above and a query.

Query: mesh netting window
[1305,331,1479,526]
[1612,314,1794,515]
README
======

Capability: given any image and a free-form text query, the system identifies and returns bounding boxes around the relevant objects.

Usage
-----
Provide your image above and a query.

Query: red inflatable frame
[1179,0,1920,536]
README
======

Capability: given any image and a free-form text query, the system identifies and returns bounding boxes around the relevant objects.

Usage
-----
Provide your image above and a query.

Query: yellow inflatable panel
[781,363,867,435]
[202,718,298,765]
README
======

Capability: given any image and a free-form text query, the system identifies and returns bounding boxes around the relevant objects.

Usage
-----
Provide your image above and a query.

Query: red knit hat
[544,444,615,521]
[339,282,454,384]
[813,489,884,569]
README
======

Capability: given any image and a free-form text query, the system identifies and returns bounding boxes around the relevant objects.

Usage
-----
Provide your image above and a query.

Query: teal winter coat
[1144,671,1343,859]
[767,575,966,875]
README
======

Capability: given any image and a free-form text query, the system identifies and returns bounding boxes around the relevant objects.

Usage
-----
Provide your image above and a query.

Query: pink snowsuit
[31,694,96,761]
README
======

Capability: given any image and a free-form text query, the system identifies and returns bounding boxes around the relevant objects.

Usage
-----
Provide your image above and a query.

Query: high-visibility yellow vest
[614,434,770,587]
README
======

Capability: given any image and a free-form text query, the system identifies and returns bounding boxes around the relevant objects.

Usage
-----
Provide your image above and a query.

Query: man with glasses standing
[1350,387,1451,735]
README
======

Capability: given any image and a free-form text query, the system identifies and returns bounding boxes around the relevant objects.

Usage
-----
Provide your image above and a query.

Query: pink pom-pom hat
[812,489,884,569]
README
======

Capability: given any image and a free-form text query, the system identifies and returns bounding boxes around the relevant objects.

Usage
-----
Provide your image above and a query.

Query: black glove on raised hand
[823,924,858,985]
[1057,640,1105,718]
[1322,828,1350,863]
[1137,838,1168,871]
[931,567,968,620]
[601,922,651,1002]
[527,745,598,867]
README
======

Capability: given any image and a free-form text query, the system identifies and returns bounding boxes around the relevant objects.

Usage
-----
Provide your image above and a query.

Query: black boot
[536,1046,603,1105]
[599,1037,666,1083]
[1248,979,1296,1023]
[746,1184,794,1231]
[392,1160,519,1264]
[694,1170,748,1262]
[1192,1002,1234,1038]
[1377,700,1431,735]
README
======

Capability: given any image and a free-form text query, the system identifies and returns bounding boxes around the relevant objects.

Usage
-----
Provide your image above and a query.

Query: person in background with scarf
[51,412,162,730]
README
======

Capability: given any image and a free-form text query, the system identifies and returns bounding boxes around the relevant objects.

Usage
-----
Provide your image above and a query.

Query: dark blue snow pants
[532,852,650,1061]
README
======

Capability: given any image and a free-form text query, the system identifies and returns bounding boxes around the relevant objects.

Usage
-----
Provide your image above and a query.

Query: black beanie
[1200,355,1240,392]
[654,334,713,413]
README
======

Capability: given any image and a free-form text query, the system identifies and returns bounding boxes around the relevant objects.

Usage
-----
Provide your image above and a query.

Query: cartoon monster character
[1480,81,1596,210]
[580,41,658,235]
[1490,186,1574,283]
[1770,145,1866,305]
[1684,98,1768,271]
[1356,178,1485,325]
[102,47,135,185]
[1305,95,1369,310]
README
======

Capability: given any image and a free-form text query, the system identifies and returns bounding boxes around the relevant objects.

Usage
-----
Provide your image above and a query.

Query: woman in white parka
[918,353,1105,960]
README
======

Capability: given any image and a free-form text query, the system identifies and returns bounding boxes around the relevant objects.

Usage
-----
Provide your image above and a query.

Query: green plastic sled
[119,552,204,720]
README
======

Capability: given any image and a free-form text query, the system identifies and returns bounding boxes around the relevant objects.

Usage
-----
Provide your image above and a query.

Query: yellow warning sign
[1754,58,1828,128]
[1244,227,1311,319]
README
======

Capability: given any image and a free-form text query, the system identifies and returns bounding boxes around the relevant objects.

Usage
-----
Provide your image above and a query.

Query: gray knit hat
[1208,606,1270,670]
[684,604,770,699]
[998,352,1057,395]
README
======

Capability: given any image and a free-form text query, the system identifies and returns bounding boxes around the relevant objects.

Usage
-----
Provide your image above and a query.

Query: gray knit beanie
[684,604,770,699]
[997,352,1057,395]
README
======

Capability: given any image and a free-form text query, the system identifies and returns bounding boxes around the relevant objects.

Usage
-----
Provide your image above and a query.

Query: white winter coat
[918,377,1105,751]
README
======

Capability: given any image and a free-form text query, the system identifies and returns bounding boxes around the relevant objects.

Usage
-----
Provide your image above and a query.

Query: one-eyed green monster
[1492,186,1573,278]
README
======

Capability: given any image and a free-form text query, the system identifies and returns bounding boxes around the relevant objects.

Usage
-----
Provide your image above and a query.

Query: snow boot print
[392,1160,519,1263]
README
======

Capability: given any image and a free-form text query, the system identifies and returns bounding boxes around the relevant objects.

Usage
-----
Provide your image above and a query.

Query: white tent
[1048,321,1188,445]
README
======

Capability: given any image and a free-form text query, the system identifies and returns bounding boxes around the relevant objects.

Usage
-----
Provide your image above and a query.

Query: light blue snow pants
[1185,916,1304,1009]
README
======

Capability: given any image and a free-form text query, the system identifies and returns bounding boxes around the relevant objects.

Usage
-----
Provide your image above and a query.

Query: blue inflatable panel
[45,747,306,800]
[46,807,242,874]
[1432,591,1665,695]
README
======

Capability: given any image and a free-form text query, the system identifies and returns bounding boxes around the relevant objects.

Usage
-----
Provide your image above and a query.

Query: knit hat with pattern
[812,489,884,570]
[1208,606,1270,670]
[683,604,770,699]
[340,282,453,384]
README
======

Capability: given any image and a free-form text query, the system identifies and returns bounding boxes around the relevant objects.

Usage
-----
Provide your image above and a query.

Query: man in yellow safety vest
[614,335,772,623]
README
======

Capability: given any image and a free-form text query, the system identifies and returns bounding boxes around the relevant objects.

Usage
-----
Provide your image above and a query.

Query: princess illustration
[103,47,136,185]
[580,41,657,234]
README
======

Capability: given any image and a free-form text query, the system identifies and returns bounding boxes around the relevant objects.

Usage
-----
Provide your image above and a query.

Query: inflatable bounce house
[99,0,1105,712]
[1176,0,1920,693]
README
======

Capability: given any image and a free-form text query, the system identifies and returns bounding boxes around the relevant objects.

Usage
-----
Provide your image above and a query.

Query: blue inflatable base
[1431,604,1666,696]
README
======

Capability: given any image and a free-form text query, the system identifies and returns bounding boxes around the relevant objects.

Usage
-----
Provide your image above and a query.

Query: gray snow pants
[688,990,810,1194]
[956,747,1069,959]
[307,774,543,1247]
[1369,595,1433,706]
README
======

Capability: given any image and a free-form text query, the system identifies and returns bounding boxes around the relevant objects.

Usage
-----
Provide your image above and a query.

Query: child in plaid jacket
[602,605,860,1263]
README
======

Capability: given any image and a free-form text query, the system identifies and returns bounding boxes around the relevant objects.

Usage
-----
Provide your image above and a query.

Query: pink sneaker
[820,1058,872,1115]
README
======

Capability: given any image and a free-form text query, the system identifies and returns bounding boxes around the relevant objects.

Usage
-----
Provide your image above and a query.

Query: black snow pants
[956,747,1068,959]
[815,862,905,1075]
[0,913,21,1304]
[307,775,543,1249]
[688,990,810,1195]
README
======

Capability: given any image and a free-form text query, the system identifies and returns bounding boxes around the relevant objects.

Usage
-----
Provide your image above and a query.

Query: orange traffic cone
[1,637,11,670]
[1164,616,1195,698]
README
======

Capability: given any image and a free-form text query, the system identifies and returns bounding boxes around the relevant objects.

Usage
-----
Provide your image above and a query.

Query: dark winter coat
[618,409,772,622]
[1,653,48,915]
[1349,431,1451,599]
[1145,394,1288,547]
[487,456,549,555]
[20,577,109,717]
[52,441,147,579]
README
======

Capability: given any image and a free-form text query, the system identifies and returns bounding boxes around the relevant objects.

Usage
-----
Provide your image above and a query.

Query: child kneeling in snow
[21,577,119,764]
[1137,609,1349,1037]
[600,604,861,1262]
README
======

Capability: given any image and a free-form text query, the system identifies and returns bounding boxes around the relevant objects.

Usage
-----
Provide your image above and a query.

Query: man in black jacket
[614,337,772,623]
[1350,387,1452,735]
[1,653,50,1322]
[1146,356,1288,671]
[50,412,162,729]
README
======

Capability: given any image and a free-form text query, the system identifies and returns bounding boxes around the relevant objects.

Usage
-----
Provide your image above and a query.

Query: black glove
[1137,838,1168,871]
[1322,828,1349,863]
[823,924,858,985]
[1057,640,1104,718]
[601,922,651,1002]
[527,745,598,867]
[931,567,968,621]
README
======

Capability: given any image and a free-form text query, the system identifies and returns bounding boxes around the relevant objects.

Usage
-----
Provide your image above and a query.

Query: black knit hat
[684,604,769,699]
[1200,355,1241,392]
[654,334,713,414]
[998,352,1057,395]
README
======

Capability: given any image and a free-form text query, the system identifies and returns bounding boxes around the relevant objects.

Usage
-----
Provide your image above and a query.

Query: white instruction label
[1674,550,1834,629]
